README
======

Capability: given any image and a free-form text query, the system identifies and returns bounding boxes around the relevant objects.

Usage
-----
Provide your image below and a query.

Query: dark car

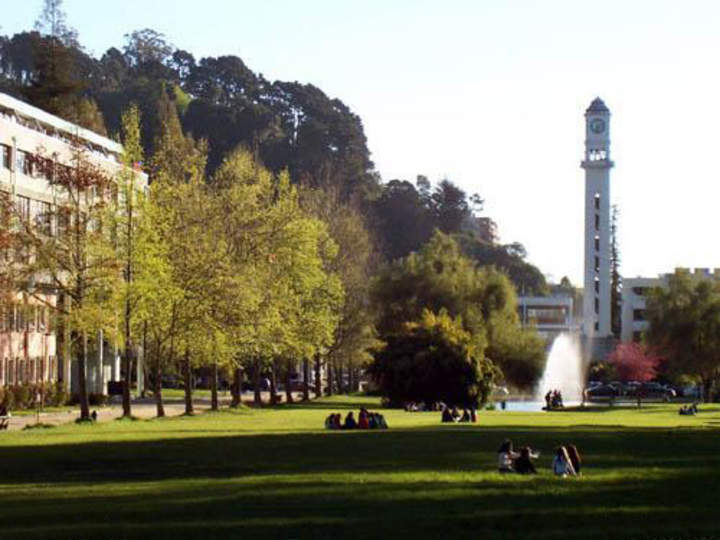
[638,382,675,401]
[587,384,620,398]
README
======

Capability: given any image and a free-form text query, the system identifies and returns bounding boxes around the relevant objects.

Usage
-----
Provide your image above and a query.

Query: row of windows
[0,356,57,386]
[0,144,75,183]
[0,304,53,333]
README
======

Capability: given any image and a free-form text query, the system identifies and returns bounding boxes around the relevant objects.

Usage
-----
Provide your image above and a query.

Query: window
[595,213,600,231]
[594,321,599,331]
[633,309,646,321]
[15,150,33,176]
[632,287,646,296]
[32,200,53,235]
[594,256,600,272]
[594,278,600,294]
[594,297,599,314]
[594,235,600,252]
[15,195,30,221]
[594,193,600,210]
[0,145,10,170]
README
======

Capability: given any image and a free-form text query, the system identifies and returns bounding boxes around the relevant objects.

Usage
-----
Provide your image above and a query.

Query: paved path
[6,391,308,431]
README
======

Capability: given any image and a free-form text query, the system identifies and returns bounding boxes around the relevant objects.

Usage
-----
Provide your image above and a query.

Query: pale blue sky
[5,1,720,284]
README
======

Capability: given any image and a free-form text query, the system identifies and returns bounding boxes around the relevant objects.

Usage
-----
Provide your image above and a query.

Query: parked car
[587,384,620,398]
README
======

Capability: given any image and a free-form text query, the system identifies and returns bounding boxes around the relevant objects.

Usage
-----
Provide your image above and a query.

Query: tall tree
[16,137,119,420]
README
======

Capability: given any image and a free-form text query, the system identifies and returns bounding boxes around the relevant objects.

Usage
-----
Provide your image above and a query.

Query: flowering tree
[607,343,660,382]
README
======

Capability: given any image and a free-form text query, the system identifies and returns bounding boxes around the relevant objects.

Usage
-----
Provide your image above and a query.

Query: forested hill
[0,27,549,294]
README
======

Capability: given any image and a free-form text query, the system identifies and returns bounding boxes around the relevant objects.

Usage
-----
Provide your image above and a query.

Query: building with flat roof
[0,91,147,394]
[518,295,575,340]
[621,268,720,343]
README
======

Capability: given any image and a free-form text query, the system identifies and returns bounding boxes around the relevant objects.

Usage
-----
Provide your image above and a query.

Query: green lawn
[0,396,718,539]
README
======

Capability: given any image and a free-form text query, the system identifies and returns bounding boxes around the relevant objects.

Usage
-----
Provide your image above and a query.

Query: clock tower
[581,98,613,339]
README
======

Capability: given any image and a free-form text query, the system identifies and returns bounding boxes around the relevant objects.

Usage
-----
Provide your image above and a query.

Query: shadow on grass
[0,422,719,539]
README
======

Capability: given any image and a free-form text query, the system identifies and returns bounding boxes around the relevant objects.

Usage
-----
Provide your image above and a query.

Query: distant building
[0,91,147,394]
[621,268,720,343]
[518,295,574,340]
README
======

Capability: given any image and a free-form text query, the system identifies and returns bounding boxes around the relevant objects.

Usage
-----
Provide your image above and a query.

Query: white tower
[581,98,613,338]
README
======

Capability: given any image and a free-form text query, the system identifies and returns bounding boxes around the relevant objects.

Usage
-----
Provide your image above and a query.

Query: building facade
[0,91,146,393]
[621,268,720,343]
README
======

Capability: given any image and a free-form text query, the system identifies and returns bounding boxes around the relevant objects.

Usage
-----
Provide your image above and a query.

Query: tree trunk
[210,360,219,411]
[326,360,333,396]
[336,362,344,394]
[302,359,310,401]
[183,349,194,415]
[269,360,278,405]
[348,366,355,393]
[314,354,322,398]
[122,343,132,417]
[231,367,242,407]
[253,359,262,406]
[77,332,90,420]
[153,360,165,418]
[285,366,293,404]
[702,377,713,403]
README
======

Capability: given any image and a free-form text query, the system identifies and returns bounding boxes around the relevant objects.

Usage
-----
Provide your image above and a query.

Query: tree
[645,271,720,402]
[213,149,342,406]
[34,0,78,47]
[372,231,543,401]
[15,137,118,420]
[368,309,493,407]
[607,343,660,382]
[299,186,381,395]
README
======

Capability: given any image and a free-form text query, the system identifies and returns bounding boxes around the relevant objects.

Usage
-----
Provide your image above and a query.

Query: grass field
[0,395,719,539]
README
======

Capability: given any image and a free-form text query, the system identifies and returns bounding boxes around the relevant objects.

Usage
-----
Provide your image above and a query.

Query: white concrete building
[518,295,575,339]
[0,91,147,394]
[581,98,613,339]
[621,268,720,343]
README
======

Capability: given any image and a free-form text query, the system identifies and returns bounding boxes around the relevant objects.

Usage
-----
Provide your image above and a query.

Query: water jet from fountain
[534,333,586,403]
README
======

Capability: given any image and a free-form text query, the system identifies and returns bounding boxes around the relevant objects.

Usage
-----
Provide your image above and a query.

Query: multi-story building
[0,91,147,394]
[621,268,720,343]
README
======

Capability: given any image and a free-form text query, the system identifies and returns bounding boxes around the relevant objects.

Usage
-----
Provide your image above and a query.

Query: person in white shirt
[498,439,519,473]
[552,446,577,477]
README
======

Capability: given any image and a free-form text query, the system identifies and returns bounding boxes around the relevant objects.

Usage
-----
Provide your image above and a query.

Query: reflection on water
[497,400,581,412]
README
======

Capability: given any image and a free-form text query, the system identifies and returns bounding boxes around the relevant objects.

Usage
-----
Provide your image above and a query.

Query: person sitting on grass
[470,408,477,423]
[368,412,377,429]
[441,407,454,423]
[450,406,461,422]
[552,446,576,477]
[459,409,471,422]
[375,413,388,429]
[325,414,334,429]
[498,439,520,473]
[358,409,369,429]
[0,403,9,430]
[343,411,357,429]
[513,446,540,474]
[566,444,582,475]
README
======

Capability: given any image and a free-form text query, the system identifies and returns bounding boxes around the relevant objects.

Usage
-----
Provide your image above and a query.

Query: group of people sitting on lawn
[543,389,564,410]
[325,408,388,430]
[441,405,477,423]
[498,439,581,476]
[679,402,699,415]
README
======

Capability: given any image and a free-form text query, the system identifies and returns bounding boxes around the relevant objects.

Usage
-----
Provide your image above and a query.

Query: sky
[4,0,720,284]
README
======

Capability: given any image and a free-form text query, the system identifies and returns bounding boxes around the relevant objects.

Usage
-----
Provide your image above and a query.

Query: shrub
[11,385,31,409]
[50,383,68,407]
[88,393,108,406]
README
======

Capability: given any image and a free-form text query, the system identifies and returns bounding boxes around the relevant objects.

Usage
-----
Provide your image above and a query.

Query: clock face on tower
[590,118,606,134]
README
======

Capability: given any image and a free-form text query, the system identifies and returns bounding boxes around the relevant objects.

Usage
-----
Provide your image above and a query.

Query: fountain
[534,332,585,403]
